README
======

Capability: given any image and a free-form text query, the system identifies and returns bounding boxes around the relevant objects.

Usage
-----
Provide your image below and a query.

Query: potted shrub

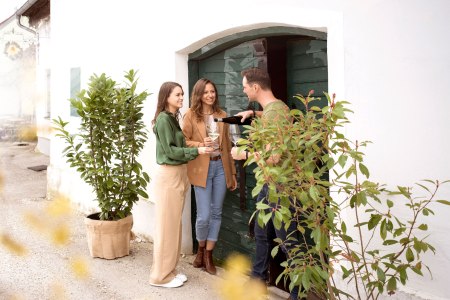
[53,69,150,259]
[238,92,450,299]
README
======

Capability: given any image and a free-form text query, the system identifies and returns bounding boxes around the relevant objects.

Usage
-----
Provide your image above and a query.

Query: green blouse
[153,111,198,165]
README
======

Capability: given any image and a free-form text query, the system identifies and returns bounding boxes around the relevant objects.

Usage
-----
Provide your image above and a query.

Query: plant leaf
[387,276,397,291]
[406,248,414,262]
[359,163,370,178]
[436,200,450,206]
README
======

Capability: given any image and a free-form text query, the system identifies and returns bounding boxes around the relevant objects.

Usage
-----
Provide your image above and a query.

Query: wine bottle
[214,115,253,125]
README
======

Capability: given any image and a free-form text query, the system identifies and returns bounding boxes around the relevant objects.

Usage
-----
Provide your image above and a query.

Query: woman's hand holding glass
[203,136,214,147]
[198,146,213,154]
[206,123,220,151]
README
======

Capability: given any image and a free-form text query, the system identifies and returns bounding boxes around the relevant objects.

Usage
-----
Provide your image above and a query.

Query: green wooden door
[286,39,328,110]
[193,40,266,261]
[188,36,328,264]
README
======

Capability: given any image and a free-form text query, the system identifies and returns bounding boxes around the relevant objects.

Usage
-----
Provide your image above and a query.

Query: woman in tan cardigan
[182,78,237,275]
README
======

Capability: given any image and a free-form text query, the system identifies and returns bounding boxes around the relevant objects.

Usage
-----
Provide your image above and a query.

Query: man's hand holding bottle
[235,110,254,123]
[214,111,254,125]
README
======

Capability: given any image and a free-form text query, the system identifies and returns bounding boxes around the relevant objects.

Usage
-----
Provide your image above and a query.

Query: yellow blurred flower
[0,171,3,192]
[25,196,73,246]
[40,124,54,135]
[18,125,37,142]
[224,252,251,274]
[3,293,24,300]
[0,233,28,256]
[46,194,72,217]
[24,211,48,233]
[70,257,90,279]
[217,253,267,300]
[49,282,66,300]
[51,225,70,246]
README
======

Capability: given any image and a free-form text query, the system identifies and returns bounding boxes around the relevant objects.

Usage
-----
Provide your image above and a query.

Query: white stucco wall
[0,19,36,119]
[47,0,450,298]
[341,1,450,299]
[35,18,51,155]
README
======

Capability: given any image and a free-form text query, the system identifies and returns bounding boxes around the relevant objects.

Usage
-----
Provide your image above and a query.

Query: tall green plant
[238,92,450,299]
[53,70,150,221]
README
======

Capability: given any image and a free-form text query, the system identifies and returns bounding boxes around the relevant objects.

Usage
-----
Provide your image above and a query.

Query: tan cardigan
[182,109,236,189]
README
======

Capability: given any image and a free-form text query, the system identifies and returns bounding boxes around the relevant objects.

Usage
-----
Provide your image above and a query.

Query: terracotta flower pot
[84,213,133,259]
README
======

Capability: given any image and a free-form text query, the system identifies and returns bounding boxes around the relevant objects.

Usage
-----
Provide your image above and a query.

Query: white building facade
[44,0,450,299]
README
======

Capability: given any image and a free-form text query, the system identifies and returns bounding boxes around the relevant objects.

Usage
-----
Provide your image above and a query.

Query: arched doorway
[188,26,328,287]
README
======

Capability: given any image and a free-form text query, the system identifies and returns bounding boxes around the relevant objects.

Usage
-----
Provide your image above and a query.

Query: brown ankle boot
[204,250,216,275]
[193,245,205,268]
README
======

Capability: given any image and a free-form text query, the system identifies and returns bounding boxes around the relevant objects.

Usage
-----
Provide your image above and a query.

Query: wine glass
[229,124,241,146]
[206,121,219,150]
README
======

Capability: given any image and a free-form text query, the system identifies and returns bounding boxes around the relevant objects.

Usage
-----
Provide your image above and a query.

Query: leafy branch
[239,92,450,299]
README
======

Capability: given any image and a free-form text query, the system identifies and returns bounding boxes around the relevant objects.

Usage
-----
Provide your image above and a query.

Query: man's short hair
[241,68,271,90]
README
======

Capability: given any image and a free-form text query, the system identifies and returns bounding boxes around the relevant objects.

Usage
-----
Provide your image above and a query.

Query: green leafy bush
[53,70,150,221]
[238,92,449,299]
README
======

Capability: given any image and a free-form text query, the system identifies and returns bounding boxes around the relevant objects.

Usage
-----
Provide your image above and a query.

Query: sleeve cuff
[184,147,198,159]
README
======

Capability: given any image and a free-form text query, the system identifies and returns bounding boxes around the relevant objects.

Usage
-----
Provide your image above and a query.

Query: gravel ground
[0,141,288,300]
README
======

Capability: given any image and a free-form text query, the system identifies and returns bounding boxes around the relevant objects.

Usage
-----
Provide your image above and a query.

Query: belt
[210,155,221,161]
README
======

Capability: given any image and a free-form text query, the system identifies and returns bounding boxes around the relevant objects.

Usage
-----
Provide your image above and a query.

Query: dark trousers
[251,184,299,299]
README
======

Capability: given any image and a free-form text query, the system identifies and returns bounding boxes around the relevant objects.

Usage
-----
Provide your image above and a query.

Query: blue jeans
[251,184,299,299]
[193,159,227,242]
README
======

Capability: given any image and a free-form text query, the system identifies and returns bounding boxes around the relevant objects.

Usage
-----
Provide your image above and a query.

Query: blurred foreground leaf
[51,225,71,246]
[70,256,90,279]
[217,253,267,300]
[0,233,28,256]
[46,194,73,217]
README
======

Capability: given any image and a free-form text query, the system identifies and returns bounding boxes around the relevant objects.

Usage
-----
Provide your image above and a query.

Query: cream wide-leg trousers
[149,164,190,284]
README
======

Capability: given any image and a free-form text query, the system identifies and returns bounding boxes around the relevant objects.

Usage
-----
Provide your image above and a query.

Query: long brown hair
[190,78,220,122]
[152,81,183,125]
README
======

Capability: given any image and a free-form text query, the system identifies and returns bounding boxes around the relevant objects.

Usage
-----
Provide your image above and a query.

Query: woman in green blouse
[149,82,212,288]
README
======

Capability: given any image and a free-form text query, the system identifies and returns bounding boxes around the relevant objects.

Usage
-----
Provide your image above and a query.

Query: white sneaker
[149,277,184,288]
[175,273,187,282]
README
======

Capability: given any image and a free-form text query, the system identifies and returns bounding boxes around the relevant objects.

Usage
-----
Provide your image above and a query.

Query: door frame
[188,26,327,93]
